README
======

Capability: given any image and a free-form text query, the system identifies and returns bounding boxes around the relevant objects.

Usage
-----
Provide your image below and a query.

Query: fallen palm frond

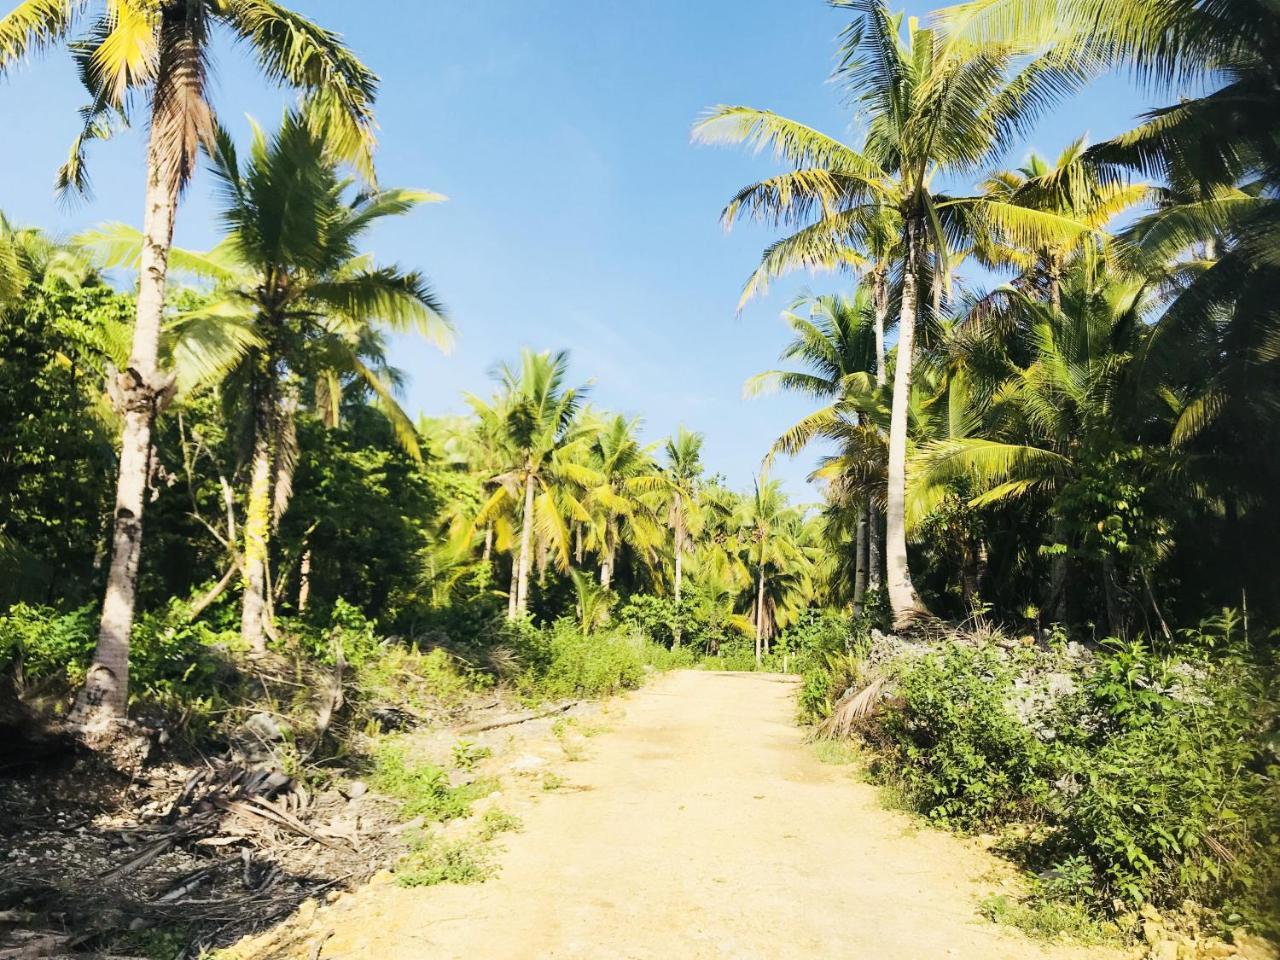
[815,674,887,740]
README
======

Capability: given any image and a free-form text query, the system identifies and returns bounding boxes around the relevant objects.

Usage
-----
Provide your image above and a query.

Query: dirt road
[238,670,1120,960]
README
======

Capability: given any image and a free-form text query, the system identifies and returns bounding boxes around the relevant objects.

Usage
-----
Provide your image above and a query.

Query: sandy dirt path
[240,670,1121,960]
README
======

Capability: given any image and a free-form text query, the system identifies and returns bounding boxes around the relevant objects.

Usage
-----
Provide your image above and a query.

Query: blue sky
[0,1,1157,496]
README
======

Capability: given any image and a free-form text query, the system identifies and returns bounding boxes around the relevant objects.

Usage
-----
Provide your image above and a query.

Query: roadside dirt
[229,670,1122,960]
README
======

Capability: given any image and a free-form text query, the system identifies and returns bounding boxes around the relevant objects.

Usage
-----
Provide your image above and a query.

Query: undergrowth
[805,612,1280,942]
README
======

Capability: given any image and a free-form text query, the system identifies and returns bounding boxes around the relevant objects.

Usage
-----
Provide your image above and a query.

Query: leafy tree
[0,0,379,726]
[696,0,1088,627]
[85,110,449,649]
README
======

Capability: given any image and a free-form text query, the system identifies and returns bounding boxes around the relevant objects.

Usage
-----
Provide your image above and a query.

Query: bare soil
[228,670,1123,960]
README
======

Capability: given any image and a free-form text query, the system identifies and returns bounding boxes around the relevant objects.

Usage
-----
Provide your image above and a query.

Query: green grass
[477,807,522,841]
[811,739,861,765]
[371,741,495,821]
[396,834,493,887]
[980,893,1119,945]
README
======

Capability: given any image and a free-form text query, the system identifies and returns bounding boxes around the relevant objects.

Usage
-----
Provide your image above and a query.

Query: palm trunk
[868,265,888,596]
[507,552,519,619]
[1047,517,1069,624]
[297,547,312,614]
[600,530,614,588]
[514,470,535,616]
[673,511,684,603]
[481,525,493,565]
[867,508,883,592]
[240,385,273,652]
[1047,253,1062,315]
[754,566,766,668]
[71,115,181,728]
[886,219,928,628]
[873,264,888,388]
[853,505,868,615]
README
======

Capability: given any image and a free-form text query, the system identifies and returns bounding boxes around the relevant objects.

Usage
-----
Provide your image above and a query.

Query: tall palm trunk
[297,546,312,614]
[853,505,868,614]
[885,219,928,628]
[71,114,181,726]
[240,377,274,652]
[867,265,889,594]
[507,552,519,619]
[514,469,536,616]
[754,565,766,668]
[672,509,685,603]
[600,527,614,588]
[481,525,493,565]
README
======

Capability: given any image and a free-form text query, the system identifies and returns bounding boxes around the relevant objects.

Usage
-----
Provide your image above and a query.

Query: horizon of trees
[1,0,1277,734]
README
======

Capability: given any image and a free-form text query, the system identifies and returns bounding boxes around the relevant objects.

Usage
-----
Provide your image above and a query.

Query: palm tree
[582,414,664,589]
[979,139,1149,310]
[911,269,1158,630]
[661,427,705,612]
[0,0,379,726]
[739,476,811,666]
[85,110,450,650]
[695,1,1087,627]
[746,292,881,604]
[473,349,590,618]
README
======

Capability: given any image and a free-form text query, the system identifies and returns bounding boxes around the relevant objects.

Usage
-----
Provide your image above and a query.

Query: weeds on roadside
[980,893,1118,945]
[396,833,493,887]
[371,742,494,821]
[477,808,522,841]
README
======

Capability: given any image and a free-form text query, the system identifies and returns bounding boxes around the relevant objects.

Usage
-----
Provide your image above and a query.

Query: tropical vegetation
[0,0,1276,951]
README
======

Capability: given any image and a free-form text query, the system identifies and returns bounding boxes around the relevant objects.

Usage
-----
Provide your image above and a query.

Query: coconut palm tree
[739,475,812,666]
[581,414,664,589]
[472,349,590,618]
[0,0,379,726]
[910,268,1161,630]
[695,1,1088,627]
[84,110,450,650]
[979,139,1150,310]
[746,291,883,606]
[660,427,705,609]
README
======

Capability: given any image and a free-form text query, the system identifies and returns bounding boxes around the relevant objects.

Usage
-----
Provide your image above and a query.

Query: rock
[242,712,287,742]
[1145,920,1167,946]
[369,869,395,887]
[1201,940,1238,959]
[1233,932,1280,960]
[295,898,318,928]
[1150,940,1179,960]
[341,779,367,800]
[509,753,547,774]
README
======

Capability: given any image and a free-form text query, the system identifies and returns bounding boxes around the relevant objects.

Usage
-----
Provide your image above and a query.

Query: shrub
[0,600,241,732]
[1045,644,1279,920]
[851,628,1280,935]
[0,603,97,685]
[872,642,1052,828]
[512,619,679,700]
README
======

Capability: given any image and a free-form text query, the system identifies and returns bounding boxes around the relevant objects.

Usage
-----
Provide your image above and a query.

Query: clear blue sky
[0,1,1156,496]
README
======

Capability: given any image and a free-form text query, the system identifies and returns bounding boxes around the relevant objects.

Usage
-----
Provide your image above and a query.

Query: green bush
[1046,643,1279,921]
[854,630,1280,934]
[0,602,97,685]
[873,642,1052,828]
[513,619,668,699]
[0,600,241,731]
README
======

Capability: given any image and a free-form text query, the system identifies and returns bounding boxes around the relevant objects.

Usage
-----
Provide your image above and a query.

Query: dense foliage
[0,0,1276,947]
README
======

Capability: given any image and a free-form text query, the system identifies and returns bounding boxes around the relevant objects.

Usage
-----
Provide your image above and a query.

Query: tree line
[698,0,1279,640]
